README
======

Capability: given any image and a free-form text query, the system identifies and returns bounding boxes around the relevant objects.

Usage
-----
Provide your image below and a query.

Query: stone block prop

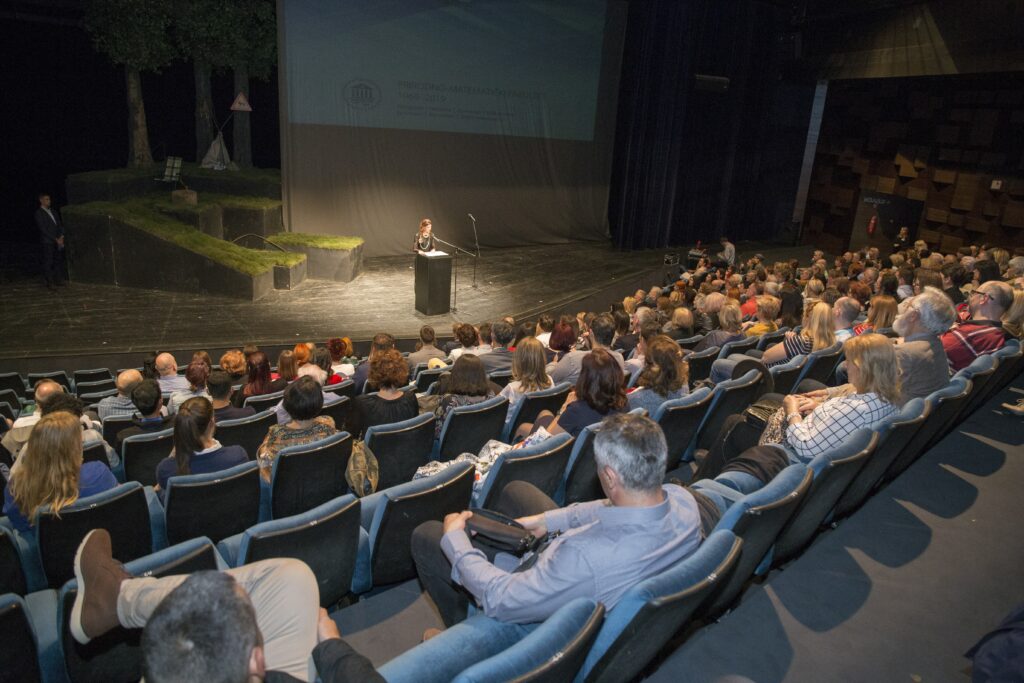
[156,203,224,240]
[272,242,364,282]
[273,259,307,290]
[171,189,198,205]
[221,204,284,241]
[63,211,290,301]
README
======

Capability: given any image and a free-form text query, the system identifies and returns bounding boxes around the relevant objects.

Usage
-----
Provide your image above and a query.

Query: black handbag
[465,508,551,557]
[743,396,784,431]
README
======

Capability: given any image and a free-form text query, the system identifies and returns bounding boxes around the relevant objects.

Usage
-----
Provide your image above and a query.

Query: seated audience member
[234,351,275,407]
[208,370,256,422]
[115,379,174,453]
[696,333,901,491]
[941,280,1013,371]
[273,365,343,425]
[546,321,577,365]
[448,324,479,362]
[611,309,638,357]
[155,397,247,495]
[693,302,744,353]
[220,349,248,384]
[624,320,663,377]
[941,263,967,306]
[1003,288,1024,339]
[434,355,496,438]
[192,350,213,368]
[96,369,143,421]
[627,336,689,415]
[1,379,66,455]
[167,361,211,414]
[499,338,554,425]
[535,314,555,348]
[258,377,337,478]
[411,412,702,626]
[346,349,418,440]
[141,352,161,381]
[23,392,116,467]
[313,348,344,385]
[292,343,313,369]
[479,321,515,374]
[518,348,627,440]
[70,531,385,682]
[853,295,897,335]
[743,296,780,337]
[510,321,535,350]
[270,350,298,392]
[662,306,695,339]
[3,412,118,532]
[327,336,357,374]
[547,313,624,385]
[352,333,396,393]
[832,296,862,342]
[155,353,190,394]
[475,322,493,354]
[242,344,259,362]
[778,287,803,329]
[406,325,446,374]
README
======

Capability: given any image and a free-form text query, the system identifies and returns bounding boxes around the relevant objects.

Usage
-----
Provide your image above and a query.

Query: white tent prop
[201,131,238,171]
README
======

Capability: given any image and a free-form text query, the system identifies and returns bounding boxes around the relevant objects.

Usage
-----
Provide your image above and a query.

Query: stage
[0,240,812,373]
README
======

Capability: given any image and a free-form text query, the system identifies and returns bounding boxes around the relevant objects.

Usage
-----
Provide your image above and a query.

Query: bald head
[116,369,143,396]
[155,353,177,377]
[33,379,63,404]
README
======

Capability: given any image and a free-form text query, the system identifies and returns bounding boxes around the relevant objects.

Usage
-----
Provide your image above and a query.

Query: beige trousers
[117,558,320,682]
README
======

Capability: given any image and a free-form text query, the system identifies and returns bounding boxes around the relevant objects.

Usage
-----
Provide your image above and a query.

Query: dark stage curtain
[609,0,805,250]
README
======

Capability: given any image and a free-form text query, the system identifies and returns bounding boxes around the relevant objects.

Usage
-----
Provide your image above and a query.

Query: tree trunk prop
[194,61,216,163]
[233,66,252,168]
[125,66,154,168]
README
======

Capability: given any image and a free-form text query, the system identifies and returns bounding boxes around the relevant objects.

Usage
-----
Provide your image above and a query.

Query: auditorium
[0,1,1022,681]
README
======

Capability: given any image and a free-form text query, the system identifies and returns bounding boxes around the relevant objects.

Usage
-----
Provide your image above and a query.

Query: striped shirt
[940,320,1008,372]
[95,394,137,421]
[785,392,897,463]
[766,332,813,367]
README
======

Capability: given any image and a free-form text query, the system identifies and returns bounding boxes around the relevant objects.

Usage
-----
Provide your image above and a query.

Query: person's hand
[562,391,577,408]
[443,510,473,535]
[783,395,801,416]
[516,513,548,539]
[800,389,828,401]
[317,608,341,643]
[796,396,818,415]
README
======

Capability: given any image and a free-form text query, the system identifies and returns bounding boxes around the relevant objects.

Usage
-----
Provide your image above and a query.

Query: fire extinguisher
[867,214,877,236]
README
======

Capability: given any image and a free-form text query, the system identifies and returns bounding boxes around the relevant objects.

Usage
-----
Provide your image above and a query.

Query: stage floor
[0,240,812,370]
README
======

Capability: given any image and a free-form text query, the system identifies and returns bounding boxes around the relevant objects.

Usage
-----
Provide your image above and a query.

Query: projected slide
[284,0,608,141]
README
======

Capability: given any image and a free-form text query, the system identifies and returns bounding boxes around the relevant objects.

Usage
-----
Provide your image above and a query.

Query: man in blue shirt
[411,412,703,626]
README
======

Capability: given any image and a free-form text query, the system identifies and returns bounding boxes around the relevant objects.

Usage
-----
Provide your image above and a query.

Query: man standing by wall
[35,192,65,289]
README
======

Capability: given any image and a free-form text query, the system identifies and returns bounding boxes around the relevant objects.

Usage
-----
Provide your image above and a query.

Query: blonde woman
[662,306,694,339]
[760,301,835,366]
[744,296,780,337]
[3,412,118,532]
[854,295,898,335]
[694,302,744,353]
[500,337,553,425]
[1002,288,1024,339]
[622,296,638,316]
[803,278,824,302]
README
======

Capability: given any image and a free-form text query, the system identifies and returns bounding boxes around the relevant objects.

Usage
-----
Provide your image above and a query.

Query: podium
[415,251,452,315]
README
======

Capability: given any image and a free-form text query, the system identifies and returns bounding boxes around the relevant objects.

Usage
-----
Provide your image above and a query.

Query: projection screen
[278,0,627,256]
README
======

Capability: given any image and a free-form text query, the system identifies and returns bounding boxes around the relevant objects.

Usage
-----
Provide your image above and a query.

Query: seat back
[59,537,221,683]
[503,382,573,442]
[437,395,509,461]
[683,346,719,383]
[73,368,113,385]
[477,433,575,509]
[756,327,790,351]
[771,429,878,567]
[954,353,1002,420]
[831,398,930,520]
[242,389,285,412]
[75,378,117,398]
[27,371,71,394]
[653,388,714,471]
[416,366,450,392]
[704,465,812,617]
[889,378,972,479]
[579,530,743,683]
[488,371,514,388]
[238,495,362,607]
[216,409,275,461]
[82,439,109,465]
[0,400,18,422]
[319,395,351,431]
[675,334,704,350]
[0,373,26,398]
[0,594,43,683]
[558,426,603,505]
[364,413,437,490]
[164,462,262,545]
[101,415,134,447]
[323,378,356,399]
[368,462,475,585]
[121,428,174,486]
[768,354,808,396]
[0,528,28,596]
[35,482,153,589]
[989,339,1022,395]
[694,369,764,452]
[717,336,759,359]
[454,599,605,683]
[270,432,353,519]
[795,342,844,386]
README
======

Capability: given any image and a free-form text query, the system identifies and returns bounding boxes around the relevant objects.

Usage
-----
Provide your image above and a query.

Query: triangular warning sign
[230,92,253,112]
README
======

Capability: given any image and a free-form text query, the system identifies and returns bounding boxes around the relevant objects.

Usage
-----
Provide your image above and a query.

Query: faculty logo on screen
[344,79,381,109]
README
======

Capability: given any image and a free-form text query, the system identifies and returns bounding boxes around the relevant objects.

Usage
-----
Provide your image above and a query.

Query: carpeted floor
[646,378,1024,683]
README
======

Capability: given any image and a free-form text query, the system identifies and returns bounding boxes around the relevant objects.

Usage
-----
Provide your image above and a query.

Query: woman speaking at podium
[414,218,435,253]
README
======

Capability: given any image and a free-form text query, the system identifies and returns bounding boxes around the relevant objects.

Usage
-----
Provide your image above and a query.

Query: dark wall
[802,72,1024,254]
[608,0,816,251]
[0,17,280,246]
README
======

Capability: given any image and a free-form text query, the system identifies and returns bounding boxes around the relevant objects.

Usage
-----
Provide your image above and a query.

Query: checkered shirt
[785,392,897,462]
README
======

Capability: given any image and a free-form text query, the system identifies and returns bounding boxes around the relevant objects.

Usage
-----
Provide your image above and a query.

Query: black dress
[414,232,435,252]
[346,392,420,439]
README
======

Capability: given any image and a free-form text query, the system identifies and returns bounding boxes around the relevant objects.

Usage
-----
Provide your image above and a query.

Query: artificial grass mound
[268,232,364,251]
[64,198,304,276]
[69,163,281,185]
[151,192,281,215]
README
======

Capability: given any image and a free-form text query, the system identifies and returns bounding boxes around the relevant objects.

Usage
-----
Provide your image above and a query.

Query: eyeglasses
[970,290,990,302]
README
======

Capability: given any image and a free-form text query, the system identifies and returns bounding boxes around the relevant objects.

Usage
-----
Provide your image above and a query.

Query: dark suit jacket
[35,207,63,243]
[479,347,514,375]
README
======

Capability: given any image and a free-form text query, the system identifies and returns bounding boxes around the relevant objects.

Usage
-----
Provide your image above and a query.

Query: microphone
[468,213,476,221]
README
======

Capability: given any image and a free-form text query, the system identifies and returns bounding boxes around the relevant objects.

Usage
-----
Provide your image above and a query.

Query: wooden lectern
[415,251,452,315]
